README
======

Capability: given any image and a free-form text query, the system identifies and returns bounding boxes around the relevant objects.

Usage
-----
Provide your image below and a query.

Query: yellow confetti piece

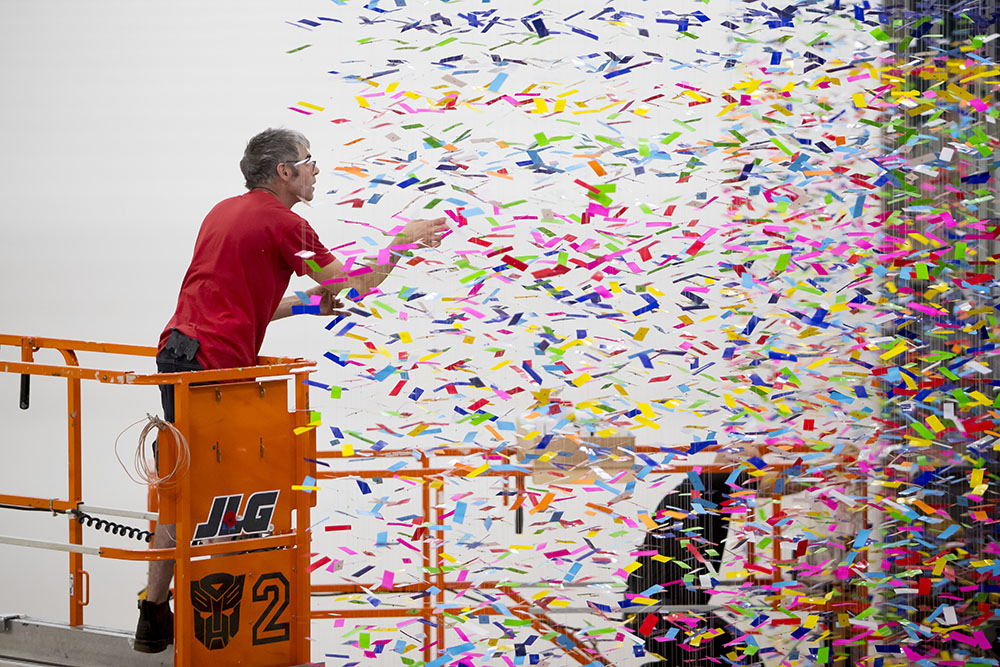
[399,332,412,344]
[624,561,642,574]
[880,340,907,360]
[355,96,370,108]
[572,373,593,387]
[717,101,737,117]
[298,101,325,111]
[439,552,456,563]
[467,462,490,478]
[926,415,945,433]
[970,390,992,406]
[342,443,354,457]
[291,485,320,491]
[634,415,660,430]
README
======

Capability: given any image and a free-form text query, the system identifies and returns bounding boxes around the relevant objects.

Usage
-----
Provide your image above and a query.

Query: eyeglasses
[285,155,316,168]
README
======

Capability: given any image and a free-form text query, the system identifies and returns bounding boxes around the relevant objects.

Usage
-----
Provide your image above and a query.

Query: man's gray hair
[240,128,309,190]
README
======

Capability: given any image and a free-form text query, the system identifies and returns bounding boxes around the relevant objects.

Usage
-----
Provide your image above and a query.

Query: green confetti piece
[806,31,829,46]
[775,253,790,274]
[331,386,341,399]
[287,44,312,53]
[661,131,682,145]
[938,367,960,381]
[770,137,793,155]
[424,36,458,51]
[870,27,891,40]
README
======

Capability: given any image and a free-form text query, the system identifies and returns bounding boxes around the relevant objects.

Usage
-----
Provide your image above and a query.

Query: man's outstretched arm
[308,217,446,299]
[271,286,348,321]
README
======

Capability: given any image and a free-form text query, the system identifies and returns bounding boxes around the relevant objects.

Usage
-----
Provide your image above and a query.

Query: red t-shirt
[159,190,336,369]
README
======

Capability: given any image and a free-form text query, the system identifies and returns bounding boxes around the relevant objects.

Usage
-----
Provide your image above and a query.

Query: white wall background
[0,2,879,665]
[0,0,348,636]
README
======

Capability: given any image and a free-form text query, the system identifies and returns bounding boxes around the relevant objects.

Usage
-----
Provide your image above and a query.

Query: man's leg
[135,333,201,653]
[134,522,175,653]
[146,524,175,604]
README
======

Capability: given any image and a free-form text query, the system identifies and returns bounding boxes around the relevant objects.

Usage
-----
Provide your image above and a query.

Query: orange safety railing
[0,334,317,667]
[303,441,859,665]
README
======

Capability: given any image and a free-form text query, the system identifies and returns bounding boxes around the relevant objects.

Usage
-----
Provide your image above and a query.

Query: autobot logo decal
[191,572,245,650]
[193,490,279,540]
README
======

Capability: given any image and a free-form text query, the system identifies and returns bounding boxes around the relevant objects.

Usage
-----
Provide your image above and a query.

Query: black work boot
[134,598,173,653]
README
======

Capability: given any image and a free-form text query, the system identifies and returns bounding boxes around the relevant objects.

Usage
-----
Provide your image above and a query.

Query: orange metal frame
[304,439,860,665]
[0,334,317,666]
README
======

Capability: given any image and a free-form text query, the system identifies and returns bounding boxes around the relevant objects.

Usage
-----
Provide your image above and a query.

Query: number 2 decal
[252,572,290,645]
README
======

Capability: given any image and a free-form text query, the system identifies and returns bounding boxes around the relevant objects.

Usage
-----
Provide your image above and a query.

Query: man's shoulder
[208,191,302,224]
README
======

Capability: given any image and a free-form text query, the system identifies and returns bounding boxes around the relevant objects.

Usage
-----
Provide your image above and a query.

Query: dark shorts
[157,329,204,423]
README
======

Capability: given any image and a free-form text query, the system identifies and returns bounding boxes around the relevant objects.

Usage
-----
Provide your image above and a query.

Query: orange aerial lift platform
[0,334,319,667]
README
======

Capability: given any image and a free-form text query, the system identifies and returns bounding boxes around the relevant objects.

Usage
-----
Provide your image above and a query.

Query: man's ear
[274,162,290,183]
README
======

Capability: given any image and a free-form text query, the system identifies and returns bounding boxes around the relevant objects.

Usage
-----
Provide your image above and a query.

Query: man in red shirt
[134,128,444,653]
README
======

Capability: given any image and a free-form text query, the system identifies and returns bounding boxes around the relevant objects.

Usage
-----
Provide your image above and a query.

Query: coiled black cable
[73,509,153,543]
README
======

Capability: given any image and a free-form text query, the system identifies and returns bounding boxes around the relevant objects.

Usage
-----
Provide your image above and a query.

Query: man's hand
[398,217,447,248]
[306,286,348,316]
